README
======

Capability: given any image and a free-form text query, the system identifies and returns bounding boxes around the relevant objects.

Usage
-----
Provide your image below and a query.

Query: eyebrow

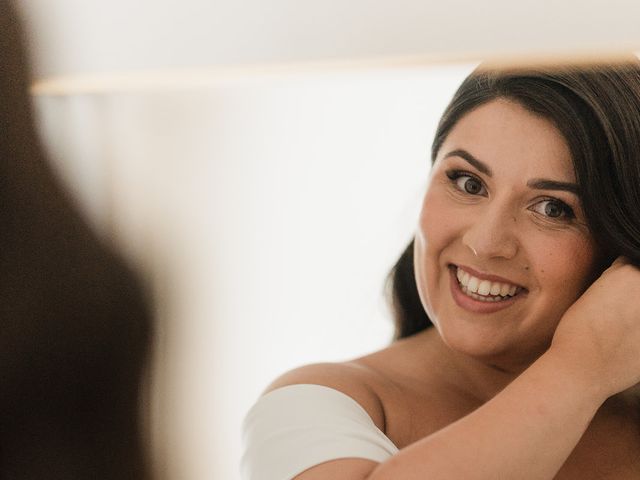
[443,148,580,196]
[526,179,580,195]
[444,149,493,176]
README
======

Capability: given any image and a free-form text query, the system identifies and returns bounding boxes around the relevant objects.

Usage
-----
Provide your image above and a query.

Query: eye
[530,199,575,220]
[446,170,486,196]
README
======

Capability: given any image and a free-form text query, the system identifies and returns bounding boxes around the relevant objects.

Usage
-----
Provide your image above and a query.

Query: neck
[422,328,541,403]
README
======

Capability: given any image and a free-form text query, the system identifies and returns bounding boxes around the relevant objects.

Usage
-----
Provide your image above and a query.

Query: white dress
[241,384,399,480]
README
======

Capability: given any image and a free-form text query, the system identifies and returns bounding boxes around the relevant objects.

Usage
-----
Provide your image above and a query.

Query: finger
[611,256,630,268]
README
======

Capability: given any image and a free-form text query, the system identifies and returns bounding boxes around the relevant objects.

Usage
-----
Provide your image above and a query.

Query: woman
[242,60,640,479]
[1,2,153,478]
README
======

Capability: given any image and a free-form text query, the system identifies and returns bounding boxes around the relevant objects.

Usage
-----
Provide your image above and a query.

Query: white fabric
[241,383,399,480]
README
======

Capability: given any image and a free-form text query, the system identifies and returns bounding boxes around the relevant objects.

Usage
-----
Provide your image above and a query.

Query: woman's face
[415,98,601,370]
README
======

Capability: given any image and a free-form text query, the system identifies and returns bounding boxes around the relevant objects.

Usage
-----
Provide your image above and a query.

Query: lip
[448,266,525,314]
[453,264,525,289]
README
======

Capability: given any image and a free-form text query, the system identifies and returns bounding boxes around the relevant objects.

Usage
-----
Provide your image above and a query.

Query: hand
[549,256,640,400]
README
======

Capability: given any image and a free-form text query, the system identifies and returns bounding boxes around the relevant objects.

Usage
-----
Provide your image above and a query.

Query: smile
[448,265,527,314]
[455,266,523,302]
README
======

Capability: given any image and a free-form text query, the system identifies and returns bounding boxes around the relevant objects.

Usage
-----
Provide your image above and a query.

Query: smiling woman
[242,61,640,479]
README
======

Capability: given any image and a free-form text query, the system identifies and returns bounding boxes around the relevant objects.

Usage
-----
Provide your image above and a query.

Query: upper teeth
[456,267,519,297]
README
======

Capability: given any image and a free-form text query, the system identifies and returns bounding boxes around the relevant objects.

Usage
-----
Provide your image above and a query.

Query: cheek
[414,188,461,313]
[417,187,459,246]
[529,233,598,303]
[416,189,450,267]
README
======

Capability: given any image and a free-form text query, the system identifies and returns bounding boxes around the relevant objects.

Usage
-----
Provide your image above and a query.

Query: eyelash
[444,169,576,222]
[446,169,486,196]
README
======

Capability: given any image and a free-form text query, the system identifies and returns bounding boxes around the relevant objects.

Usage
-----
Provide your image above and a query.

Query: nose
[461,202,519,260]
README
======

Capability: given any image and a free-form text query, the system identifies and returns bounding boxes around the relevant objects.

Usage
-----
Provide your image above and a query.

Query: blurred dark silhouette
[0,1,153,478]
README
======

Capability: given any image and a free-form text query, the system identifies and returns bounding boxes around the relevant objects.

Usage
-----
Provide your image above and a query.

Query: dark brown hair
[1,2,152,478]
[388,59,640,340]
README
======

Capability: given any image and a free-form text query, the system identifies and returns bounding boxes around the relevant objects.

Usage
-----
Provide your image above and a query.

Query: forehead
[437,98,575,182]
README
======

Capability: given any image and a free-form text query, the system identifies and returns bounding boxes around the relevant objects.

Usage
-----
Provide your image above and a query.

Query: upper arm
[294,458,379,480]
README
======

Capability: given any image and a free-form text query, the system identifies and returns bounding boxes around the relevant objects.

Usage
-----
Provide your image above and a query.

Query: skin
[265,98,640,479]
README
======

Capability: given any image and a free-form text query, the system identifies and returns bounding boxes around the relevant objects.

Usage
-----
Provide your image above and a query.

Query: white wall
[34,63,474,479]
[18,0,640,80]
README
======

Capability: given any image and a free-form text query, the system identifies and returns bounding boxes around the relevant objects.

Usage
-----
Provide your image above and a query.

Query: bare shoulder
[265,332,438,434]
[265,360,391,431]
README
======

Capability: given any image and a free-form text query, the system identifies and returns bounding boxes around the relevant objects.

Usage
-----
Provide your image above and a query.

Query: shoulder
[244,361,402,480]
[261,330,439,435]
[264,361,390,431]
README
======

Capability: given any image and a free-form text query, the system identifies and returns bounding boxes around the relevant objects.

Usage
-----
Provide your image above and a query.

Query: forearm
[368,349,606,480]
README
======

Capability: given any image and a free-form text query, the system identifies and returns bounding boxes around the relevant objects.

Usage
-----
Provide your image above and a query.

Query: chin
[435,319,548,372]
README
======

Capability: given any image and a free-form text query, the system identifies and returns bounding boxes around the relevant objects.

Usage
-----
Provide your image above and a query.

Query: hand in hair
[550,256,640,400]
